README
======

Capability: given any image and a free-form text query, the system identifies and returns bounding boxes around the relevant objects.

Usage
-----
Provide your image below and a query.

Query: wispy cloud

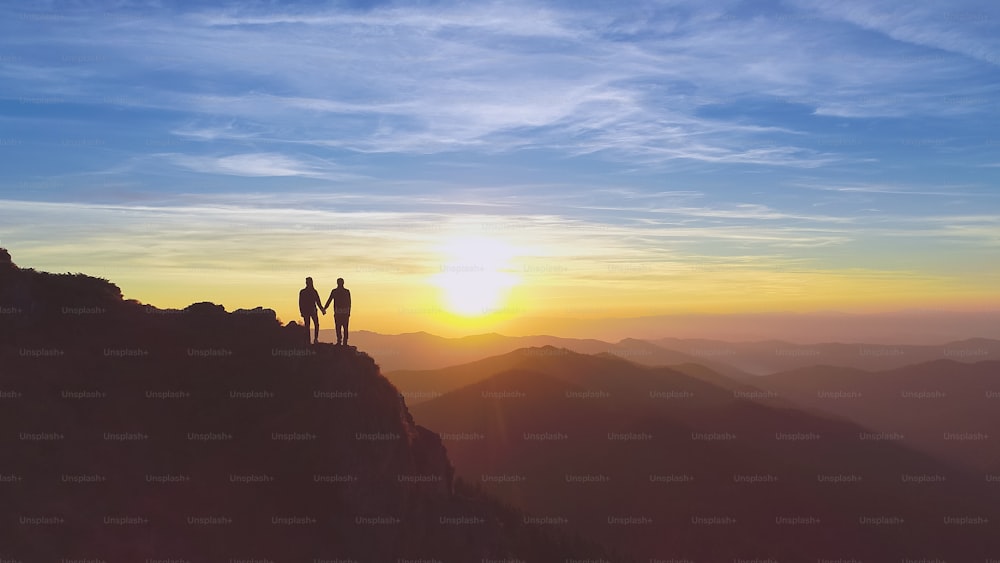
[791,182,993,197]
[788,0,1000,67]
[8,0,979,164]
[164,152,344,179]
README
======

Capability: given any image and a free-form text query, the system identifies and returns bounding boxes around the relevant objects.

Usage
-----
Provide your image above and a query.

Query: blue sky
[1,0,998,333]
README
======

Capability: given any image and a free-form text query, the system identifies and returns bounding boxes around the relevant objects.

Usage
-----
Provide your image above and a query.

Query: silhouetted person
[299,277,325,345]
[324,277,351,345]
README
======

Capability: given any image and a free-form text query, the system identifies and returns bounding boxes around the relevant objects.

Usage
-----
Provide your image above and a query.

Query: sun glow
[431,236,520,317]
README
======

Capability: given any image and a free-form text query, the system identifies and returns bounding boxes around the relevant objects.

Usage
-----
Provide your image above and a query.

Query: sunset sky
[1,0,998,337]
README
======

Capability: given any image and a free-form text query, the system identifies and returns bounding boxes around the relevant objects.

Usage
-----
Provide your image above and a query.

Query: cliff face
[0,249,614,561]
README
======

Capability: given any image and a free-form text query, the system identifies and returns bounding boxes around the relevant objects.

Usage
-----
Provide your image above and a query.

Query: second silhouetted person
[324,277,351,346]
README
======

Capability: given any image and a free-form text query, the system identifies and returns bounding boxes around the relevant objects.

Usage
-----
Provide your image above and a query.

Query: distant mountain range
[385,309,1000,345]
[336,328,998,374]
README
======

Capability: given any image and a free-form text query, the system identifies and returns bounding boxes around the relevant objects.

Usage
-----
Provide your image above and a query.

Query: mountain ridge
[341,328,999,374]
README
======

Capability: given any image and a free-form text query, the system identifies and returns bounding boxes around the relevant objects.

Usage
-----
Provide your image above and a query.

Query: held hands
[320,307,327,315]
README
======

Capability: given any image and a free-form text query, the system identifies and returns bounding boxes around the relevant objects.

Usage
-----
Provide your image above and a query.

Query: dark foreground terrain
[0,249,617,561]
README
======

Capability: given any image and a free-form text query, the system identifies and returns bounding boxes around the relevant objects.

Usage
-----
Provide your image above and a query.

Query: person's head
[337,277,344,287]
[305,277,314,288]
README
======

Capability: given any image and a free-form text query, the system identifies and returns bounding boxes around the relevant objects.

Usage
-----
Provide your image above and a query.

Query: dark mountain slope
[412,348,1000,561]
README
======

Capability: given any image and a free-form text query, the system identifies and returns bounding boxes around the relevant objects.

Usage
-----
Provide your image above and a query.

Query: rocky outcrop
[0,250,616,561]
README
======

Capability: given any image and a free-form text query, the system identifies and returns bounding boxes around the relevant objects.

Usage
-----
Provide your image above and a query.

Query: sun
[431,236,520,317]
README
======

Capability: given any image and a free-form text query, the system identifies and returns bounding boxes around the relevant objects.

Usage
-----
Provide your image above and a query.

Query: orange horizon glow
[105,268,1000,340]
[6,215,999,341]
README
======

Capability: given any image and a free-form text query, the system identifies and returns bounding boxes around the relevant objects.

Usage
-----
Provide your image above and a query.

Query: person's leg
[342,316,350,345]
[302,315,311,345]
[335,317,343,345]
[312,312,320,343]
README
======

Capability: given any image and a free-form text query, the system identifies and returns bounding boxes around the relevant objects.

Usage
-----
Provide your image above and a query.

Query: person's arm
[323,291,333,311]
[345,290,351,312]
